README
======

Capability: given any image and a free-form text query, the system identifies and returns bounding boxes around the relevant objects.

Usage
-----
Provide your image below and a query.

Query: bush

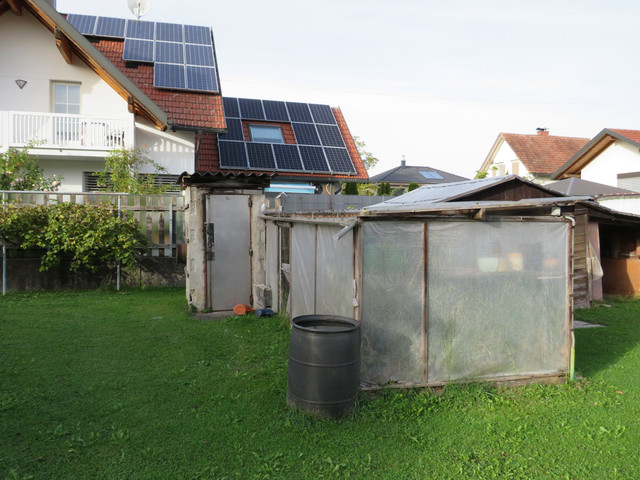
[0,143,62,191]
[0,202,148,271]
[342,182,359,195]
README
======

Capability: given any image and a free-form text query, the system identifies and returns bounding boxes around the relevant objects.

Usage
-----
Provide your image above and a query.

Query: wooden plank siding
[1,191,184,257]
[572,207,590,309]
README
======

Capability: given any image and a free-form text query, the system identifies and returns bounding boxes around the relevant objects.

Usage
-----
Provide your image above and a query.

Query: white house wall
[135,120,195,174]
[0,11,129,119]
[489,142,530,178]
[581,142,640,187]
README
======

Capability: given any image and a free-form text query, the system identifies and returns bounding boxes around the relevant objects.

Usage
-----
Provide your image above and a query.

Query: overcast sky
[56,0,640,178]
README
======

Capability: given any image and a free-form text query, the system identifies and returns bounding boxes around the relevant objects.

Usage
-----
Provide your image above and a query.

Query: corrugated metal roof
[361,175,551,211]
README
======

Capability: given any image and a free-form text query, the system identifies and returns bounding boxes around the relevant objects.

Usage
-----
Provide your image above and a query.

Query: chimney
[536,127,549,136]
[401,155,406,167]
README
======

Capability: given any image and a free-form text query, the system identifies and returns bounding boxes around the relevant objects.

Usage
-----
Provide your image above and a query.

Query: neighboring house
[0,0,367,193]
[479,129,589,184]
[553,129,640,190]
[368,159,468,193]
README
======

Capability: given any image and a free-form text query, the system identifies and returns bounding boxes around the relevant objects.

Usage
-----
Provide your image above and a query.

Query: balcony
[0,111,134,157]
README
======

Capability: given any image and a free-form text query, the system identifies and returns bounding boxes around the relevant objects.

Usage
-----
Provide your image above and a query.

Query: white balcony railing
[0,111,132,153]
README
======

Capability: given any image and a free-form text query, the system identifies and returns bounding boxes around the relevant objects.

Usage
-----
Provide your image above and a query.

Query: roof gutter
[27,0,169,130]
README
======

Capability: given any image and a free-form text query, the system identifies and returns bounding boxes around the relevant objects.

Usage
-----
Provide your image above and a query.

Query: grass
[1,288,640,479]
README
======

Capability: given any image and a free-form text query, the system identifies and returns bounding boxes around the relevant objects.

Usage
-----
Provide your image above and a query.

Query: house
[368,159,468,193]
[479,129,589,184]
[553,129,640,189]
[1,0,367,194]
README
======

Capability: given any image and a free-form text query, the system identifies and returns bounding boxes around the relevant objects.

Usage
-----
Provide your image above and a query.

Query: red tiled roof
[501,133,590,175]
[609,129,640,144]
[92,39,225,131]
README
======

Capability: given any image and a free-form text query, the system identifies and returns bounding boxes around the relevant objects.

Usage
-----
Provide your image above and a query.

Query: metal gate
[206,194,252,311]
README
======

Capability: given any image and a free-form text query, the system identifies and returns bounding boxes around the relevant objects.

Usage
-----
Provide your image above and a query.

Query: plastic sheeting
[361,221,425,385]
[360,219,571,387]
[289,223,355,319]
[427,221,570,382]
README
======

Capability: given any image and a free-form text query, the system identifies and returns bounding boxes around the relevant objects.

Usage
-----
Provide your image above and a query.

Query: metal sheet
[206,195,251,311]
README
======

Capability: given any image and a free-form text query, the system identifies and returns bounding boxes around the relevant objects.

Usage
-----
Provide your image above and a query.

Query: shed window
[249,125,284,143]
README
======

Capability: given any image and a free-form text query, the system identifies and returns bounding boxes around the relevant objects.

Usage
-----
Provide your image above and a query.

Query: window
[511,161,520,175]
[52,82,81,144]
[53,83,81,114]
[248,124,284,143]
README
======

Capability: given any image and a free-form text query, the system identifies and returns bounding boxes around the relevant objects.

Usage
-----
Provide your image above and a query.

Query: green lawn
[1,288,639,479]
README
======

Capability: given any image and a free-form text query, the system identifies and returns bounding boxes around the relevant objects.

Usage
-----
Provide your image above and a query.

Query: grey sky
[56,0,640,178]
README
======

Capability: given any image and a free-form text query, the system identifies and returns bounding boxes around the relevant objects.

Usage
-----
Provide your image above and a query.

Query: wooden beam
[0,2,12,16]
[6,0,22,15]
[54,27,72,64]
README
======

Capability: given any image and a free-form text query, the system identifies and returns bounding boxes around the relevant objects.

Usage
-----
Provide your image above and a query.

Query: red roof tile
[501,133,590,175]
[609,129,640,144]
[92,39,225,131]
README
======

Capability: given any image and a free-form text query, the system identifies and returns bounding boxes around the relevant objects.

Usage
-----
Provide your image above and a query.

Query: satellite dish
[128,0,150,19]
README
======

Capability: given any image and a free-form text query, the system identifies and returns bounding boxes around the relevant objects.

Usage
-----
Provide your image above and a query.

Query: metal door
[206,195,251,311]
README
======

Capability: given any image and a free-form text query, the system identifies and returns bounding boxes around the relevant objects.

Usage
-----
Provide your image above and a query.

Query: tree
[353,136,379,171]
[342,182,359,195]
[0,143,62,191]
[95,147,170,194]
[408,182,419,192]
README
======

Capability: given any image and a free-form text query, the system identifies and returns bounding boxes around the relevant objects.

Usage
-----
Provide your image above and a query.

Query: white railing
[0,111,132,151]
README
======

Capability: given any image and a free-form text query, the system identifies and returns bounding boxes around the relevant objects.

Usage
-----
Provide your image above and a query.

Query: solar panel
[155,41,183,64]
[154,63,185,89]
[238,98,265,120]
[95,17,126,38]
[123,38,154,63]
[299,146,330,172]
[263,101,289,122]
[273,144,304,171]
[317,124,345,147]
[219,118,244,141]
[420,171,444,180]
[126,20,154,40]
[286,102,313,123]
[309,104,336,125]
[247,143,276,170]
[219,141,249,168]
[223,97,240,118]
[185,44,215,66]
[324,147,356,173]
[292,123,321,146]
[67,14,97,35]
[156,22,183,42]
[186,66,217,92]
[184,25,211,45]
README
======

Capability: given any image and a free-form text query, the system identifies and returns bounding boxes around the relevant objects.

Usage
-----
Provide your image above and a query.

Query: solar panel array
[66,14,218,93]
[218,98,356,175]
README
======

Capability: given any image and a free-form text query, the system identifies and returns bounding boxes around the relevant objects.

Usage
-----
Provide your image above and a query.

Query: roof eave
[552,128,630,180]
[25,0,169,130]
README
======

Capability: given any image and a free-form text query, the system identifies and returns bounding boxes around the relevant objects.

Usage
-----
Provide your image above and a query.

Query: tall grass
[1,289,639,479]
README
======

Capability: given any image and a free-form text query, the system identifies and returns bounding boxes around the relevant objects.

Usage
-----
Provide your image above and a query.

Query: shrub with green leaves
[0,202,148,271]
[95,147,169,194]
[0,143,62,191]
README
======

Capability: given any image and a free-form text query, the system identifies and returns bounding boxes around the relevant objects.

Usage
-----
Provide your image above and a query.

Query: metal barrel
[287,315,361,418]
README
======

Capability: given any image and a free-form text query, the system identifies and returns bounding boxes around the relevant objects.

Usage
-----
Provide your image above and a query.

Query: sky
[56,0,640,178]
